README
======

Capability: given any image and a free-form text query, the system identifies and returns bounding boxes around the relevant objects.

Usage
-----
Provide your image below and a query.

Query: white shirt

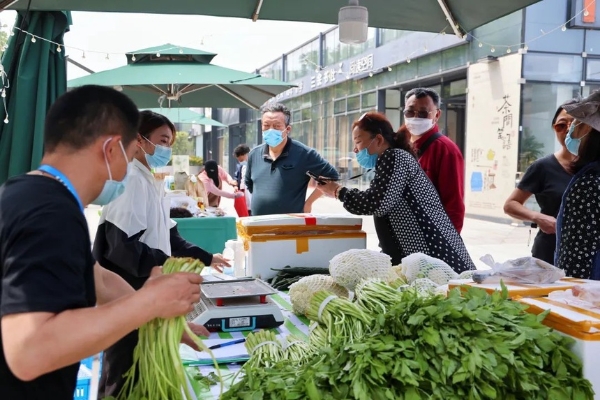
[98,159,175,256]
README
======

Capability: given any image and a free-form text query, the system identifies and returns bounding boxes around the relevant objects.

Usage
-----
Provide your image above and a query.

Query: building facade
[203,0,600,223]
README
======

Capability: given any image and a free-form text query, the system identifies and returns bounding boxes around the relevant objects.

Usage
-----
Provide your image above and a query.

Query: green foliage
[171,131,194,156]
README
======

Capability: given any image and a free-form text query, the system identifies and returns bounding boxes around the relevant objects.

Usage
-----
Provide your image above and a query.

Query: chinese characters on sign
[274,82,304,101]
[349,54,374,76]
[496,95,513,150]
[310,63,343,89]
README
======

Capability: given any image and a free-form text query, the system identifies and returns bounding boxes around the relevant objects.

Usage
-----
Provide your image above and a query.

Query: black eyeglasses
[553,122,568,132]
[403,109,436,118]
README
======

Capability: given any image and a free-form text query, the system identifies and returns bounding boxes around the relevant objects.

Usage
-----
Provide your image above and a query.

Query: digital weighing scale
[186,276,284,332]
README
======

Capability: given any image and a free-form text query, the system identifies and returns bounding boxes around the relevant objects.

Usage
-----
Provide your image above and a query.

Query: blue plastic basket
[73,379,90,400]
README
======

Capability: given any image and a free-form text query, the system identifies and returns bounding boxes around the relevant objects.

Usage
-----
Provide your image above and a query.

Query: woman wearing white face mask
[555,90,600,279]
[92,110,229,397]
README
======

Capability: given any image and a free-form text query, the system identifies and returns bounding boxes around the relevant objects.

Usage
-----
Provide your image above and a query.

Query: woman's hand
[533,214,557,234]
[210,254,231,272]
[316,178,341,198]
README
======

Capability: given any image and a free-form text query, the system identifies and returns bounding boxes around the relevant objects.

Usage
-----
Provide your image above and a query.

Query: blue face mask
[565,122,588,156]
[356,139,378,169]
[262,129,285,147]
[142,135,173,168]
[92,139,129,206]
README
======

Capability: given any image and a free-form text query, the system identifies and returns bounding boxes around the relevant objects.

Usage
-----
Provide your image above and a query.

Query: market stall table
[181,292,309,399]
[174,215,237,254]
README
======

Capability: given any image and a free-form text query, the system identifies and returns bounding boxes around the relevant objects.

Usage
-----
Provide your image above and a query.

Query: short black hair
[261,102,291,125]
[404,87,441,107]
[139,110,177,145]
[44,85,139,153]
[233,144,250,157]
[170,207,193,218]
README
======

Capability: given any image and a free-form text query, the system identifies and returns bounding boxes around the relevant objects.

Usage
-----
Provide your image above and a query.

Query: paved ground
[84,195,533,271]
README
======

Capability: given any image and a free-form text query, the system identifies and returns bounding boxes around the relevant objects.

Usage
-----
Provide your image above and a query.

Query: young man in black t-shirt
[0,85,206,399]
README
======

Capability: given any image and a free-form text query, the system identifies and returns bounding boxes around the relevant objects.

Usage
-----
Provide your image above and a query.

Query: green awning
[143,108,226,126]
[9,0,542,34]
[68,44,294,109]
[0,11,71,184]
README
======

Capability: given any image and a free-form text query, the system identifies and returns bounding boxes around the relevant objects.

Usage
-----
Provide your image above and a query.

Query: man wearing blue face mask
[0,86,205,399]
[245,103,338,215]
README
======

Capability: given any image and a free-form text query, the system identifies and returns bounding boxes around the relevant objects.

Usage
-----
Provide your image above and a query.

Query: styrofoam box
[246,231,366,281]
[447,278,583,298]
[516,297,600,398]
[238,213,363,233]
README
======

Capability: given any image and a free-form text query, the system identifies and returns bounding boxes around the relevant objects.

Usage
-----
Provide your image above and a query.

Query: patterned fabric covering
[342,148,475,274]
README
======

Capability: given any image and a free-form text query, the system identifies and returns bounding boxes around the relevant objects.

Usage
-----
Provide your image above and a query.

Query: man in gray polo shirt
[245,103,338,216]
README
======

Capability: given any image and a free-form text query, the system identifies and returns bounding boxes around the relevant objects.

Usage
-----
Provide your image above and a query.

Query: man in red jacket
[404,87,465,233]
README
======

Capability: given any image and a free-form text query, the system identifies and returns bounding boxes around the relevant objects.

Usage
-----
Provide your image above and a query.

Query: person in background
[199,160,243,208]
[170,207,194,218]
[555,90,600,279]
[234,144,252,215]
[404,87,465,233]
[92,110,228,397]
[316,112,475,272]
[0,85,203,400]
[245,103,339,215]
[503,101,575,264]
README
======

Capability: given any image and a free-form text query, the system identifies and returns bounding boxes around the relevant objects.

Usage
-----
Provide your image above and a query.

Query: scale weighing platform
[186,275,284,332]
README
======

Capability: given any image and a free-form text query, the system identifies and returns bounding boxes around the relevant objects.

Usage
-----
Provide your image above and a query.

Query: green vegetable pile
[221,281,594,400]
[269,266,330,290]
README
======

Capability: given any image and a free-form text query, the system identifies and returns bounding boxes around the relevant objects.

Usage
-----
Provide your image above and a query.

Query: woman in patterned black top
[316,112,475,273]
[555,90,600,279]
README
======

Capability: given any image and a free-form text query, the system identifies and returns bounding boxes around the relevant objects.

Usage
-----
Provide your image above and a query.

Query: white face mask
[405,118,434,136]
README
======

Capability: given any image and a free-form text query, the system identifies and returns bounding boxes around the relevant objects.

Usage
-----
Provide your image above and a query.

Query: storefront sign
[310,63,343,89]
[349,54,374,76]
[464,53,522,220]
[274,81,305,102]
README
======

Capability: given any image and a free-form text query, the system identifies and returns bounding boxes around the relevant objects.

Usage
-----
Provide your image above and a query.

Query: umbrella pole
[436,0,463,38]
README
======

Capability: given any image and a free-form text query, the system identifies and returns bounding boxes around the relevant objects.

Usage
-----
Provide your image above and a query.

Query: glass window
[442,79,467,98]
[524,0,584,53]
[583,84,600,97]
[334,99,346,114]
[396,60,418,82]
[334,81,349,99]
[470,12,522,62]
[523,53,583,82]
[347,96,360,112]
[585,31,600,55]
[286,38,320,82]
[292,110,302,123]
[362,92,377,108]
[301,108,311,121]
[324,29,340,66]
[520,83,581,172]
[441,45,469,71]
[586,59,600,82]
[258,60,283,81]
[417,53,442,77]
[380,29,411,45]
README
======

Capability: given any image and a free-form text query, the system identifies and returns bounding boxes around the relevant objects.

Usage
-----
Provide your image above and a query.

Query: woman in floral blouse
[555,90,600,279]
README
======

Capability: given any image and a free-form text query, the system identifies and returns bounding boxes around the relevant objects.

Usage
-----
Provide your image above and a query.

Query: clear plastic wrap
[479,254,565,284]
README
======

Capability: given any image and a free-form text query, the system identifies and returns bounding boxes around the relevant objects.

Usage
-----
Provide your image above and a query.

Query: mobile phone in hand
[306,171,336,185]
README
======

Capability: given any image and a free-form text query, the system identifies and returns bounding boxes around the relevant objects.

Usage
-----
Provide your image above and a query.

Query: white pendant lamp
[338,0,368,44]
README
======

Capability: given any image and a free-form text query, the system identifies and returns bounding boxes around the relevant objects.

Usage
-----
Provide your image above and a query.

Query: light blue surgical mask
[356,139,378,169]
[142,135,173,168]
[91,139,130,206]
[262,129,285,147]
[565,122,588,156]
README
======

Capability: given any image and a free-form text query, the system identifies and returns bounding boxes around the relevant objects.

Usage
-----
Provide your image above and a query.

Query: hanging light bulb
[491,47,496,53]
[179,48,184,54]
[387,66,392,72]
[561,25,567,31]
[31,36,36,43]
[407,58,411,63]
[423,46,428,52]
[506,47,512,54]
[56,45,61,53]
[4,116,8,124]
[132,54,136,61]
[478,42,483,48]
[368,72,373,77]
[105,53,110,60]
[523,44,529,51]
[82,51,86,59]
[584,10,590,17]
[9,30,14,36]
[1,89,6,98]
[156,52,161,57]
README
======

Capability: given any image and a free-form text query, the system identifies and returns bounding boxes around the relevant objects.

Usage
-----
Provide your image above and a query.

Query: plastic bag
[479,254,565,284]
[572,284,600,307]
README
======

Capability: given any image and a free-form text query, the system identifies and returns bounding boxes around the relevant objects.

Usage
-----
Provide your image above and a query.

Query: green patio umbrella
[143,108,226,126]
[67,44,294,109]
[0,11,71,184]
[9,0,542,36]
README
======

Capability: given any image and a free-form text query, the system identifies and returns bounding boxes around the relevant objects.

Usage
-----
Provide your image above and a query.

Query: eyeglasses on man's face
[403,109,436,119]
